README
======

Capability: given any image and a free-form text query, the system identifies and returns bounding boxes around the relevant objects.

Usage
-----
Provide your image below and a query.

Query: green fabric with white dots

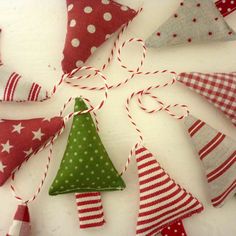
[49,97,126,195]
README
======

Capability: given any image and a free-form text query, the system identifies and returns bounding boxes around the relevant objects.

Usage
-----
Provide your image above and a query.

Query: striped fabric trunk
[135,146,203,236]
[184,115,236,207]
[75,192,105,229]
[7,204,31,236]
[0,65,46,102]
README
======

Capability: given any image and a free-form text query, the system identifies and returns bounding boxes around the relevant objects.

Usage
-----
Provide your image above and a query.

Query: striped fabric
[135,146,203,236]
[0,65,46,102]
[185,115,236,207]
[178,72,236,126]
[7,204,31,236]
[75,192,105,229]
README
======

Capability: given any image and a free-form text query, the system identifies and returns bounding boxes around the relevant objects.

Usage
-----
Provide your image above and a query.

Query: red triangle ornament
[62,0,137,73]
[0,117,64,186]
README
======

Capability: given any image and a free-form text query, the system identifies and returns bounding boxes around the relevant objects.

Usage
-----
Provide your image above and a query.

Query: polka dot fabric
[145,0,236,48]
[62,0,137,73]
[216,0,236,17]
[161,221,187,236]
[49,97,126,195]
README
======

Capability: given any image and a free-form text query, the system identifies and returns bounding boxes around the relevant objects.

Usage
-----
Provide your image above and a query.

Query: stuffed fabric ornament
[62,0,137,73]
[178,72,236,126]
[145,0,236,48]
[184,115,236,207]
[216,0,236,17]
[161,221,187,236]
[49,97,125,195]
[0,117,64,186]
[6,204,31,236]
[0,65,46,102]
[135,146,203,236]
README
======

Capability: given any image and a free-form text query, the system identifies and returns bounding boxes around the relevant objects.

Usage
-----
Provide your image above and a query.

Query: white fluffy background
[0,0,236,235]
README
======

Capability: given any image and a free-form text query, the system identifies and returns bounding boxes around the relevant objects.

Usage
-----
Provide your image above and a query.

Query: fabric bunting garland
[62,0,137,73]
[145,0,236,48]
[184,115,236,207]
[178,72,236,126]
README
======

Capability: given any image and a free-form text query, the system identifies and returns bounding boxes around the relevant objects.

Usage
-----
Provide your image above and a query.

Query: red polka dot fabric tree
[62,0,137,73]
[215,0,236,17]
[145,0,236,48]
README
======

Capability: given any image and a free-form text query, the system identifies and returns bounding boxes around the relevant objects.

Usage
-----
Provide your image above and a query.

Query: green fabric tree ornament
[49,97,126,195]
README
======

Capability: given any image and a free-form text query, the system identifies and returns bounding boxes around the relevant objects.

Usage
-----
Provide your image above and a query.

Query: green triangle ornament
[49,97,126,195]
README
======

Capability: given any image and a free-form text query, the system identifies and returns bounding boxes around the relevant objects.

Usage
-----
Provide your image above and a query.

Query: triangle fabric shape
[184,115,236,207]
[0,65,47,102]
[0,117,64,186]
[62,0,137,73]
[178,72,236,126]
[215,0,236,17]
[49,97,126,195]
[7,204,31,236]
[75,192,105,229]
[160,220,187,236]
[145,0,236,48]
[135,146,203,236]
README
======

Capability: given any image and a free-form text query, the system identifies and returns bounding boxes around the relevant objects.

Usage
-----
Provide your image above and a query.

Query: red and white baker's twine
[120,79,189,175]
[10,66,108,204]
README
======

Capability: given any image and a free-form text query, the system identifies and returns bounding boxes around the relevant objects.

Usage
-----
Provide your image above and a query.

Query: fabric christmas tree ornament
[49,97,125,195]
[135,146,204,236]
[215,0,236,17]
[62,0,137,73]
[178,72,236,127]
[161,220,187,236]
[145,0,236,48]
[0,117,64,186]
[6,204,31,236]
[0,65,47,102]
[75,192,105,229]
[184,115,236,207]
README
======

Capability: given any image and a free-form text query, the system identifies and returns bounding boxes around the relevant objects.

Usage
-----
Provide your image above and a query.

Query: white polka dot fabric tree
[61,0,137,73]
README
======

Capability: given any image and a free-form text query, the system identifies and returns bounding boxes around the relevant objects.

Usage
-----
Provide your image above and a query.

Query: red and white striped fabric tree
[184,115,236,207]
[0,65,47,102]
[135,146,204,236]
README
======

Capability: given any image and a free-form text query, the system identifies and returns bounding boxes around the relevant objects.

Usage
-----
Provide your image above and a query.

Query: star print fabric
[49,97,126,195]
[145,0,236,48]
[0,117,64,186]
[62,0,137,73]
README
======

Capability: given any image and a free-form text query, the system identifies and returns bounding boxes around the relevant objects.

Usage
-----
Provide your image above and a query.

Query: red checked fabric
[161,221,187,236]
[215,0,236,17]
[62,0,137,73]
[7,204,31,236]
[0,65,47,102]
[0,117,64,186]
[178,72,236,127]
[135,146,203,236]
